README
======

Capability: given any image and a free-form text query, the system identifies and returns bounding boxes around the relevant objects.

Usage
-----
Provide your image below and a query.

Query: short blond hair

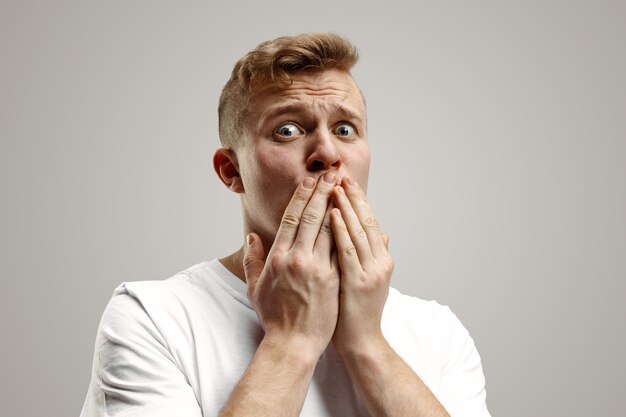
[218,32,359,149]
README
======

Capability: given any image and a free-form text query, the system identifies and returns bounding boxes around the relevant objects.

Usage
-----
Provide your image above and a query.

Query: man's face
[236,69,371,246]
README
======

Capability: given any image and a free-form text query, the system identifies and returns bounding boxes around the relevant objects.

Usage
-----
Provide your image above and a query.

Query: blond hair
[218,32,359,149]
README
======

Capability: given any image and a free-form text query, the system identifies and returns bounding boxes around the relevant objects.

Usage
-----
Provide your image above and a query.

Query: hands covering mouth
[243,172,393,358]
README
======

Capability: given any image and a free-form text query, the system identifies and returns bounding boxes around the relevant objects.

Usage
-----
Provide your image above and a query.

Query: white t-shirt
[80,260,490,417]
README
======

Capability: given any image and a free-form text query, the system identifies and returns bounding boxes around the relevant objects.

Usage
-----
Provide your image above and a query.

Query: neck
[219,229,274,283]
[219,246,246,282]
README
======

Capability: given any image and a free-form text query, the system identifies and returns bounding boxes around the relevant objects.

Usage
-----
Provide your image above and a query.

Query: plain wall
[1,1,625,416]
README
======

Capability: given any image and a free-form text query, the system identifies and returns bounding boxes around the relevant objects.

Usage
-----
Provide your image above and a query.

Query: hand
[243,173,340,358]
[330,176,394,355]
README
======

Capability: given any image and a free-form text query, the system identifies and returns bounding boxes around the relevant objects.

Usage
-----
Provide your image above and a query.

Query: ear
[213,148,244,193]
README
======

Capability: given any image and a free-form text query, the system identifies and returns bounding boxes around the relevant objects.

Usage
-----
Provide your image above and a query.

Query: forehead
[247,70,366,125]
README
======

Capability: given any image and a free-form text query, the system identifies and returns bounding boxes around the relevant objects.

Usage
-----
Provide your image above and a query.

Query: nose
[306,130,342,172]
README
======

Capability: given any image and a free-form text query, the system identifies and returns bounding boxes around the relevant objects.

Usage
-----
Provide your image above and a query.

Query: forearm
[219,337,318,417]
[340,337,450,417]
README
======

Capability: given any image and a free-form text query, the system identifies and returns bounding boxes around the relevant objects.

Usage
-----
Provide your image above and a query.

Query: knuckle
[242,255,256,269]
[281,213,300,228]
[364,216,379,229]
[345,244,358,257]
[309,266,326,283]
[355,227,367,240]
[372,274,386,286]
[380,259,394,277]
[322,186,335,196]
[300,211,320,225]
[367,269,387,286]
[320,219,333,234]
[352,190,367,202]
[315,183,334,197]
[286,253,306,273]
[268,253,284,270]
[293,190,310,203]
[312,184,334,201]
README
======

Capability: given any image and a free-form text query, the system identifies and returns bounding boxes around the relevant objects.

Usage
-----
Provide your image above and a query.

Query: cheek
[243,148,284,184]
[344,145,371,189]
[246,150,300,204]
[256,151,286,172]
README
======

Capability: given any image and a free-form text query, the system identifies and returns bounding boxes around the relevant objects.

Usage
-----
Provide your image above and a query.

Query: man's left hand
[330,176,394,356]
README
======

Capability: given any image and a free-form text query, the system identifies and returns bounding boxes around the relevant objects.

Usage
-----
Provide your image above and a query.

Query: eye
[334,124,355,137]
[275,123,302,139]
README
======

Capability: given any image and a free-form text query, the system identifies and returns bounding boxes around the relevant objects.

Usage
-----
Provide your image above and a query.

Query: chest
[160,295,442,416]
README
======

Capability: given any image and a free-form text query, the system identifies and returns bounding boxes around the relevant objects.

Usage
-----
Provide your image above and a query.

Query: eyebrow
[332,103,365,124]
[257,102,365,130]
[258,103,309,124]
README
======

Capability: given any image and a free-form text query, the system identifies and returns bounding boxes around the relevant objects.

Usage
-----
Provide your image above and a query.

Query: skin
[213,69,449,417]
[217,69,371,261]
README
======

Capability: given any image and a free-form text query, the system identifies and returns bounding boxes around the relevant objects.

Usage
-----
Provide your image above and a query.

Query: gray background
[1,1,624,416]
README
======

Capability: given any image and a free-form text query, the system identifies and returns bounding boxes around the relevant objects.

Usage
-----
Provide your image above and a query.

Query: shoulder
[112,261,224,317]
[97,261,225,348]
[383,289,490,415]
[382,288,477,372]
[83,265,210,417]
[384,287,466,334]
[119,260,216,302]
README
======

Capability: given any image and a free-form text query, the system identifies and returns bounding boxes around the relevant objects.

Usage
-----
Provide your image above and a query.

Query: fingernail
[323,172,336,184]
[246,234,253,247]
[303,177,315,189]
[345,176,355,187]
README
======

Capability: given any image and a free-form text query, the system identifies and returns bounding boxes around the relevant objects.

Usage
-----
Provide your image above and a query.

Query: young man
[81,33,490,417]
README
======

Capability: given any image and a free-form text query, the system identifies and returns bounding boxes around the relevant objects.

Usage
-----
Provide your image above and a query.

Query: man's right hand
[243,172,340,359]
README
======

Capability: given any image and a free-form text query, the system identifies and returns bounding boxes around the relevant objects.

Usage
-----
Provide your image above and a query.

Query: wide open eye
[334,124,355,137]
[275,123,302,139]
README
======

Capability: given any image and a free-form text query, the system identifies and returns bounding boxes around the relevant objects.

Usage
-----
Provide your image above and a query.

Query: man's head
[214,33,371,247]
[218,32,361,150]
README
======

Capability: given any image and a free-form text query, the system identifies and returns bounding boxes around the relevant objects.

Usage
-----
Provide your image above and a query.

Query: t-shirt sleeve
[80,286,203,417]
[437,306,491,417]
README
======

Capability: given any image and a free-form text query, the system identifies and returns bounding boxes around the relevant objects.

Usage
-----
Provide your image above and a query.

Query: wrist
[335,333,391,363]
[260,333,324,368]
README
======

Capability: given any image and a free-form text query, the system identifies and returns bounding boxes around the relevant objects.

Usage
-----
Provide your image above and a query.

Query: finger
[272,177,316,251]
[331,185,373,262]
[341,176,386,258]
[243,233,265,298]
[382,232,390,250]
[293,172,337,251]
[313,201,336,261]
[330,249,339,275]
[330,208,363,275]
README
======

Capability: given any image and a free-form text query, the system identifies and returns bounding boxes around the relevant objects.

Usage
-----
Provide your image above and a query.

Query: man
[81,32,490,417]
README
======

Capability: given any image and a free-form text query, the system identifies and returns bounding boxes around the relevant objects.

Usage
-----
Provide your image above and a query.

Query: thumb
[243,233,265,294]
